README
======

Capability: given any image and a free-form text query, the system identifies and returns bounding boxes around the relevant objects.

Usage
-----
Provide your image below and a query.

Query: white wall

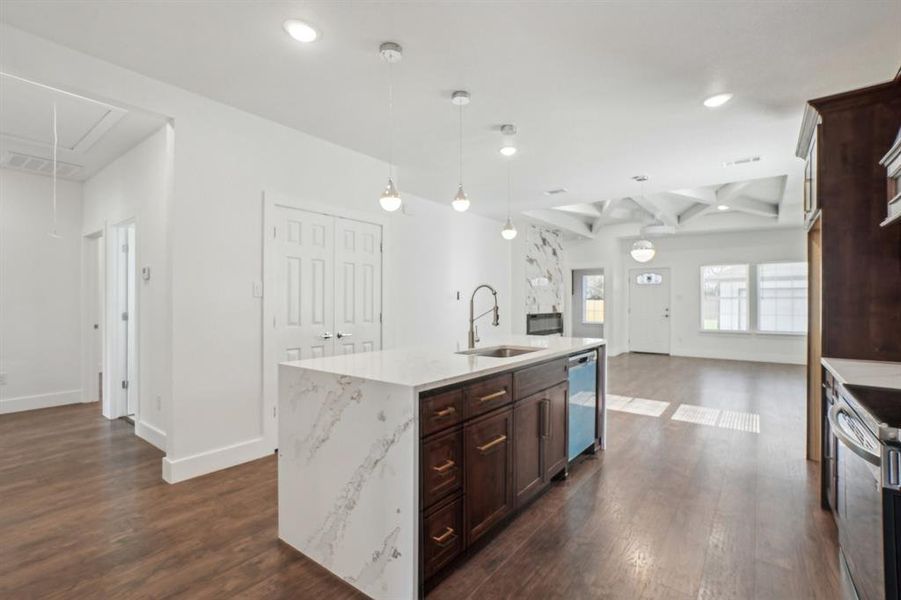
[82,125,173,450]
[1,25,512,482]
[567,227,807,364]
[0,168,85,413]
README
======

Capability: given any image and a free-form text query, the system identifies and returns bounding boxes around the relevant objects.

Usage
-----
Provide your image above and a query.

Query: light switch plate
[252,281,263,298]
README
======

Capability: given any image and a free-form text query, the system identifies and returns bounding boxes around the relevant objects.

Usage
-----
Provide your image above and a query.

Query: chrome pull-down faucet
[468,284,500,349]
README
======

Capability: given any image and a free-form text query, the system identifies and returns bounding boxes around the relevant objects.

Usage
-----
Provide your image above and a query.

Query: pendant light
[451,90,471,212]
[49,102,61,239]
[629,174,655,262]
[501,161,517,240]
[378,42,403,212]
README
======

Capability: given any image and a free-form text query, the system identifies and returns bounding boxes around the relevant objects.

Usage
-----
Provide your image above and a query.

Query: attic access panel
[0,73,126,153]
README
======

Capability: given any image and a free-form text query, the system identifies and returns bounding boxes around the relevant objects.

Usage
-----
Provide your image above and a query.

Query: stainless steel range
[824,376,901,600]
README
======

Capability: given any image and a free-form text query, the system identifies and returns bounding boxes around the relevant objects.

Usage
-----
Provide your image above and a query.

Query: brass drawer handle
[476,434,507,453]
[432,459,456,473]
[478,390,507,404]
[434,406,456,418]
[432,526,456,546]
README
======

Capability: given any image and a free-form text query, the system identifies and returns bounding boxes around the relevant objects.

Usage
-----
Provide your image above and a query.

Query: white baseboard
[671,348,805,365]
[135,420,167,451]
[0,389,82,414]
[162,436,271,484]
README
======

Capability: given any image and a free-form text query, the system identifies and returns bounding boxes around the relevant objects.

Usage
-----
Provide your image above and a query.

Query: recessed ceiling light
[717,204,730,211]
[283,20,319,43]
[499,145,517,157]
[703,93,733,108]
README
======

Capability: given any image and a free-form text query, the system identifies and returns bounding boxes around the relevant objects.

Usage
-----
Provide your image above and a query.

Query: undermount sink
[456,345,541,358]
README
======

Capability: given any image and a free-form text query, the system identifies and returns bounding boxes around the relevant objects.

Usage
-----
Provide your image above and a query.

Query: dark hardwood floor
[1,354,847,599]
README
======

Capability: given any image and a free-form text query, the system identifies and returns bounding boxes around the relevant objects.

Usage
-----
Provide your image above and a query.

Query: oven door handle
[828,402,881,467]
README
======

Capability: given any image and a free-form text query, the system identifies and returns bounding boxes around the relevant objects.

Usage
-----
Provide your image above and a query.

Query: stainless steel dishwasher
[567,350,598,460]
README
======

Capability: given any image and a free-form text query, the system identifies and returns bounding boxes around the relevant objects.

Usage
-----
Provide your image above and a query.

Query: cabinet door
[465,408,514,544]
[513,394,544,508]
[544,382,569,479]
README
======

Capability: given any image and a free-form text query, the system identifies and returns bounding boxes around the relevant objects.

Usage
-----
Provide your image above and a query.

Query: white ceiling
[0,73,169,180]
[2,1,898,214]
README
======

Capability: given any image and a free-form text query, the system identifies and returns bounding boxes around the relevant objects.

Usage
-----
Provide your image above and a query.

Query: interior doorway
[82,232,104,405]
[628,267,671,354]
[103,221,137,420]
[571,268,605,339]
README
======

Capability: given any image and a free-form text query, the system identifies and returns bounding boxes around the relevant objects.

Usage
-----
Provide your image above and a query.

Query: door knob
[336,331,353,339]
[320,332,334,339]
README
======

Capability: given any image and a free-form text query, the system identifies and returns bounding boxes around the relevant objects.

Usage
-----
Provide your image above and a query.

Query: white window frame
[756,261,808,335]
[699,264,750,333]
[581,273,605,325]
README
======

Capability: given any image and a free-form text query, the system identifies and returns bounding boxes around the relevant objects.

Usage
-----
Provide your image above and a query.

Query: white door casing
[334,217,382,355]
[275,206,336,361]
[628,267,671,354]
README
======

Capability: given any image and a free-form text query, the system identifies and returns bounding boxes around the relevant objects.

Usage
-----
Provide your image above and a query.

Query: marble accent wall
[278,366,418,599]
[525,225,565,314]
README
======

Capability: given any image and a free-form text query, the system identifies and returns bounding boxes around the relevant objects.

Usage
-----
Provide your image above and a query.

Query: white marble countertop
[281,335,605,393]
[822,357,901,390]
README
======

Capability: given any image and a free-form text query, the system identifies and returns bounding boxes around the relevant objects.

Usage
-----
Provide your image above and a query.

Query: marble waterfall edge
[278,365,418,599]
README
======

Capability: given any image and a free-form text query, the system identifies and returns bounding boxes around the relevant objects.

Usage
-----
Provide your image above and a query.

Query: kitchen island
[277,335,606,599]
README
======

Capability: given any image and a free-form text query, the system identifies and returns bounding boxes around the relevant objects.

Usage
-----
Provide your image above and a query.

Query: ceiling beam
[631,194,679,228]
[523,209,594,238]
[666,188,717,205]
[722,195,779,218]
[678,202,712,225]
[553,203,603,218]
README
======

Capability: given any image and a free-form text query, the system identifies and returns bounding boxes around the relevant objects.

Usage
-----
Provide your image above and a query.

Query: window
[582,274,604,324]
[701,264,749,331]
[635,272,663,285]
[758,262,808,333]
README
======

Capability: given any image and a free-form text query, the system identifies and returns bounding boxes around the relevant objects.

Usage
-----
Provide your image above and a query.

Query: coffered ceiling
[2,1,897,216]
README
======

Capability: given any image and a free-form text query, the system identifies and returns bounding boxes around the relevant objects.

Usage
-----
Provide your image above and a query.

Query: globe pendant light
[451,90,471,212]
[628,173,657,262]
[501,162,517,240]
[378,42,403,212]
[630,239,656,263]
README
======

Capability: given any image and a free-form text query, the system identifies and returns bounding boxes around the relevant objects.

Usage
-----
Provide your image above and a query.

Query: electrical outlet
[252,281,263,298]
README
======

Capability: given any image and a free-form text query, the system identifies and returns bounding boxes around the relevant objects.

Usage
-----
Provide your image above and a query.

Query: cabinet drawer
[423,496,464,579]
[422,428,463,509]
[421,389,464,437]
[464,373,513,419]
[514,358,568,400]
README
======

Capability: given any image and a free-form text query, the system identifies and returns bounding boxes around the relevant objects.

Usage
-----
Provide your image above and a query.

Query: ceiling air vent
[722,155,761,167]
[1,151,83,179]
[544,187,568,196]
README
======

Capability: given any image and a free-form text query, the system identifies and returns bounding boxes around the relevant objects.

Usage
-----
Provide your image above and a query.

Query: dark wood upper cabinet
[464,407,514,545]
[798,76,901,364]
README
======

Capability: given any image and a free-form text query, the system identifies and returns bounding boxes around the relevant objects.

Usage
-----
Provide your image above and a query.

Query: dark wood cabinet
[464,407,514,545]
[422,496,464,579]
[544,382,569,478]
[419,350,600,592]
[421,427,463,510]
[513,393,544,506]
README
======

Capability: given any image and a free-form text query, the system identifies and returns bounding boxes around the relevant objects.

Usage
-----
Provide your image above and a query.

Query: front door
[628,268,671,354]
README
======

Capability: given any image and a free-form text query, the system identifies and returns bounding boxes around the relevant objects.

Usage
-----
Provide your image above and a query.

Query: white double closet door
[275,206,382,360]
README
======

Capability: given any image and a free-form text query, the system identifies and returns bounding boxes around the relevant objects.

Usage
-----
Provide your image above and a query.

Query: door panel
[513,394,544,507]
[628,267,671,354]
[334,217,382,355]
[275,207,335,361]
[465,408,514,544]
[544,382,568,478]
